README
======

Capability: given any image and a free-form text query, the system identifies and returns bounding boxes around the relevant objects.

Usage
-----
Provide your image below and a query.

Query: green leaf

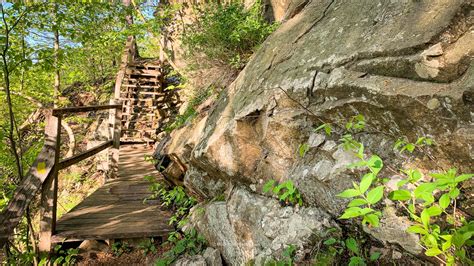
[426,234,438,248]
[397,179,408,188]
[425,247,443,257]
[414,183,437,203]
[369,252,381,261]
[263,180,275,193]
[298,143,310,158]
[407,225,428,235]
[337,189,361,198]
[421,209,430,229]
[404,143,415,153]
[348,256,366,266]
[366,186,384,204]
[315,123,332,136]
[345,238,359,255]
[455,174,473,183]
[348,198,367,207]
[411,169,422,182]
[359,173,373,194]
[363,214,380,227]
[340,207,364,219]
[389,189,411,201]
[439,194,450,209]
[323,238,337,246]
[367,155,383,175]
[427,205,442,217]
[448,188,460,199]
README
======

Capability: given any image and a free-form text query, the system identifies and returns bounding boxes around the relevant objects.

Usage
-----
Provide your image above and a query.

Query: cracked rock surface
[165,0,473,264]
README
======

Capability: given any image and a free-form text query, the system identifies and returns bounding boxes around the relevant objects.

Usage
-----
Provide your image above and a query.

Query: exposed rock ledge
[162,0,473,264]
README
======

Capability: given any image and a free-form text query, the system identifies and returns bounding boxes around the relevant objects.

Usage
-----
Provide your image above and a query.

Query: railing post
[109,100,122,179]
[39,114,61,252]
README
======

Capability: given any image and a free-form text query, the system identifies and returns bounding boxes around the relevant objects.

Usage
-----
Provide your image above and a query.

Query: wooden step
[121,128,155,132]
[121,113,155,117]
[121,91,164,96]
[126,70,161,77]
[122,84,160,89]
[128,62,160,68]
[123,77,160,82]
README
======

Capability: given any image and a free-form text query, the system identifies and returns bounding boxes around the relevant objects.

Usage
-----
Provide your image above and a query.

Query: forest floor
[76,240,172,266]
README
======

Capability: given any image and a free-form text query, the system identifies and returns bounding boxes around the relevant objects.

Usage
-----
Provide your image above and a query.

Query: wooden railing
[114,36,137,100]
[0,103,122,252]
[0,36,135,252]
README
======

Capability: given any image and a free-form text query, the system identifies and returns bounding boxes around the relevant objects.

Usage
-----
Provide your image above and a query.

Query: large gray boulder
[189,187,338,265]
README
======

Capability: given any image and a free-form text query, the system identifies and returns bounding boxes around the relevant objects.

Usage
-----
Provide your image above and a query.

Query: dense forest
[1,1,473,265]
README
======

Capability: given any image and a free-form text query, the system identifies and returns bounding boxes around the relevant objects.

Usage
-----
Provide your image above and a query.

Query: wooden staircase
[120,62,163,143]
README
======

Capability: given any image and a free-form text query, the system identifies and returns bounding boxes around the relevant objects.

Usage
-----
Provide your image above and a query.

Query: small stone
[311,160,334,181]
[308,133,325,148]
[78,240,108,253]
[392,250,403,260]
[203,247,222,266]
[321,141,337,151]
[426,98,440,110]
[174,255,207,266]
[250,184,257,192]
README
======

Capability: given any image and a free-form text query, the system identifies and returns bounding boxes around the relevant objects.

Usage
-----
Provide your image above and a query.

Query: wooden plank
[59,141,113,169]
[39,113,61,252]
[109,99,121,179]
[58,211,170,223]
[0,112,58,249]
[52,104,121,116]
[122,84,160,89]
[52,145,171,242]
[52,227,172,243]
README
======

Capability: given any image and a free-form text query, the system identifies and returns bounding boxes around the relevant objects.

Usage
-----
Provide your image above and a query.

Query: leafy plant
[315,123,332,136]
[389,168,473,264]
[39,245,78,266]
[139,238,157,255]
[111,241,131,257]
[182,0,277,68]
[340,134,362,152]
[319,235,380,266]
[338,150,385,227]
[334,114,473,265]
[394,136,433,154]
[298,143,309,158]
[165,85,216,132]
[145,176,197,227]
[263,179,303,206]
[155,228,207,266]
[345,114,366,132]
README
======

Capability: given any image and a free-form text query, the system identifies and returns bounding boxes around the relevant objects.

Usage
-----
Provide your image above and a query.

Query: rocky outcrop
[164,0,473,264]
[189,187,337,265]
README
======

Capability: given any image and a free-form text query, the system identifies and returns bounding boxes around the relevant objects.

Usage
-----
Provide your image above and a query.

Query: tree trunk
[1,4,24,180]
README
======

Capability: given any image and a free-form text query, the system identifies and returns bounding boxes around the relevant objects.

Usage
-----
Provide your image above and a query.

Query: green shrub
[323,114,474,265]
[263,179,303,206]
[182,0,278,68]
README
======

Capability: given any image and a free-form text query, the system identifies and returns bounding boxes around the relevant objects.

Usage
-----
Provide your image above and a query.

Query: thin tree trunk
[53,17,60,107]
[1,4,24,181]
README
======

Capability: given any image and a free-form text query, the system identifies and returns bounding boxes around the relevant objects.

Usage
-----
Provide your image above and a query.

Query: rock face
[165,0,474,264]
[189,187,337,265]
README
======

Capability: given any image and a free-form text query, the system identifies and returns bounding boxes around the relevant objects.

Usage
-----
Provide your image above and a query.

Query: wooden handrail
[59,140,113,169]
[52,104,121,116]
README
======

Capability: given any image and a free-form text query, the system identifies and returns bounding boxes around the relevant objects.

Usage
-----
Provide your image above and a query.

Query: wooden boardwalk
[52,145,173,242]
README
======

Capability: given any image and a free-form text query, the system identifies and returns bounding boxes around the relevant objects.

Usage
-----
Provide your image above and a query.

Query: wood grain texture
[53,145,173,242]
